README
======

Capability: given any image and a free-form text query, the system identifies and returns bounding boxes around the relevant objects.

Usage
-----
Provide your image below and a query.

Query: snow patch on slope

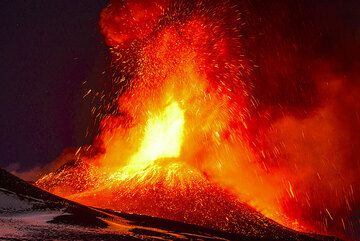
[0,188,37,212]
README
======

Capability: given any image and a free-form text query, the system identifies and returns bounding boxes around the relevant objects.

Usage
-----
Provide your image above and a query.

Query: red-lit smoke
[36,1,360,240]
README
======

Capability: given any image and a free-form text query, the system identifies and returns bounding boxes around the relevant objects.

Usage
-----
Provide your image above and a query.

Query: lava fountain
[35,0,358,240]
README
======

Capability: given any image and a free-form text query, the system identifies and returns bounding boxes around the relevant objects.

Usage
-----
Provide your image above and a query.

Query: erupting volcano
[34,0,359,240]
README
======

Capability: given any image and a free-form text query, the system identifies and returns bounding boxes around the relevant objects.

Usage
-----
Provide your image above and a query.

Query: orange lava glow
[35,0,297,231]
[35,0,359,240]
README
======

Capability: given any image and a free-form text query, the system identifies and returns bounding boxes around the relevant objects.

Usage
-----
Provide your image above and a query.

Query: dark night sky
[0,1,108,172]
[0,0,359,175]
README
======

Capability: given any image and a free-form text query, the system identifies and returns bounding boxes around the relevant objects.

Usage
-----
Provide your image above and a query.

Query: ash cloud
[246,0,360,238]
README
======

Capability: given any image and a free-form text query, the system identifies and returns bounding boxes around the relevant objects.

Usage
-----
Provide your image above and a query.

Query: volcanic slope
[0,167,294,240]
[35,159,340,241]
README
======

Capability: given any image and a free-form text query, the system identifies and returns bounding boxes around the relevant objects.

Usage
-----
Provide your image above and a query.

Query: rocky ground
[0,168,340,240]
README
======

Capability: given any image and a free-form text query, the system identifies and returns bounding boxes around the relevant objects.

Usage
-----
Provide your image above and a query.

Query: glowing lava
[35,1,358,240]
[36,0,283,233]
[111,101,184,181]
[140,101,184,161]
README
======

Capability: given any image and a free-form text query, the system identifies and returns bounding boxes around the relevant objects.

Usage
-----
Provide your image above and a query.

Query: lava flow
[36,0,359,240]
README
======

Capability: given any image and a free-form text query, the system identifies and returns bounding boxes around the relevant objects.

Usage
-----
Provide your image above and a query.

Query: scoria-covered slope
[0,166,340,240]
[35,160,340,241]
[0,167,288,240]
